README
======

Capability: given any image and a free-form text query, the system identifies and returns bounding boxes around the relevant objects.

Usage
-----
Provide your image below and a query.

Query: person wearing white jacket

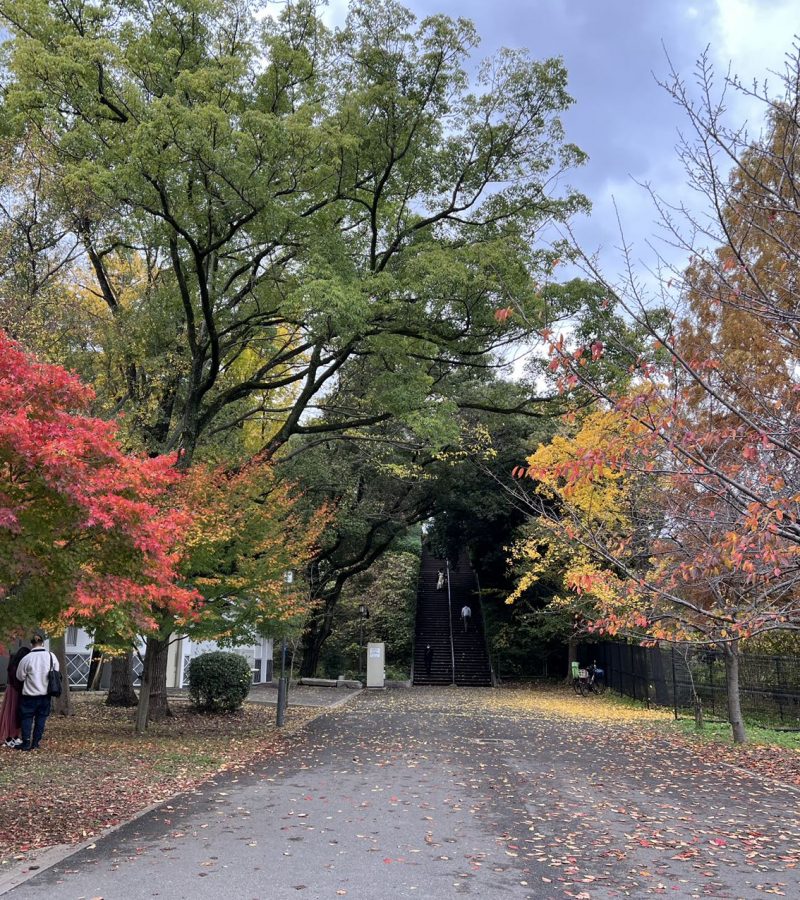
[14,634,59,751]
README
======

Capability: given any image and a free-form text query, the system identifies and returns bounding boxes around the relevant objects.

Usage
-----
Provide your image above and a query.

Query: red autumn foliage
[0,330,201,636]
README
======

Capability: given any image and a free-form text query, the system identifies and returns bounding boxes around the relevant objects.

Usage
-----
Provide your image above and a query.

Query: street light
[276,570,294,727]
[359,603,369,684]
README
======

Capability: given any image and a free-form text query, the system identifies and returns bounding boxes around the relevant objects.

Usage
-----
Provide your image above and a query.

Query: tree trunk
[565,636,579,683]
[722,641,747,744]
[49,635,73,717]
[694,698,704,730]
[106,653,138,707]
[86,647,104,691]
[300,597,337,677]
[134,646,152,734]
[147,635,172,721]
[134,634,172,732]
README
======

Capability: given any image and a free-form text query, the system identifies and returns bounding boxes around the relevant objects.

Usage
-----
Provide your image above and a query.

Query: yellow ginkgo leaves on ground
[470,684,673,725]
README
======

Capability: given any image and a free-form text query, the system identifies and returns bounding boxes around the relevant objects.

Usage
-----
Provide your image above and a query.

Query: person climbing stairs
[412,549,493,687]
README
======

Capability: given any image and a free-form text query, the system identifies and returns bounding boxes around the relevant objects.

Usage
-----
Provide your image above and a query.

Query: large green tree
[0,0,587,703]
[0,0,586,459]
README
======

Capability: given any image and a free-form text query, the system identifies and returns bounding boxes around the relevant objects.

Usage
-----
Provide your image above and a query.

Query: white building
[62,627,274,689]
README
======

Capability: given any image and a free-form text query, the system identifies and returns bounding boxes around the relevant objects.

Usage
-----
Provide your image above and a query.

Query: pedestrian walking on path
[15,635,59,751]
[461,604,472,632]
[424,644,434,677]
[436,569,445,590]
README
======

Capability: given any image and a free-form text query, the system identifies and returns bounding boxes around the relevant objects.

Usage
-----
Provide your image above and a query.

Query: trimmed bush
[187,651,252,712]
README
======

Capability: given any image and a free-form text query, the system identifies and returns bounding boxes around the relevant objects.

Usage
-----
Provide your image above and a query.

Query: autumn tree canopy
[0,329,199,638]
[509,49,800,742]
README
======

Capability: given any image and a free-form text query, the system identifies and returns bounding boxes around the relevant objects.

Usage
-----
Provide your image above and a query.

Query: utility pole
[359,603,369,684]
[276,637,288,727]
[276,570,294,727]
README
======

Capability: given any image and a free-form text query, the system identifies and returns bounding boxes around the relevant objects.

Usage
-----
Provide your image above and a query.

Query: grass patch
[666,715,800,751]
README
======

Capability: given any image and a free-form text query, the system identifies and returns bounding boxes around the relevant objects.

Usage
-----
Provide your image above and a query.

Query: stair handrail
[446,558,456,685]
[409,554,421,683]
[473,568,497,687]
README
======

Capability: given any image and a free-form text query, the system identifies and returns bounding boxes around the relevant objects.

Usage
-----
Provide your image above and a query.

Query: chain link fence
[579,641,800,727]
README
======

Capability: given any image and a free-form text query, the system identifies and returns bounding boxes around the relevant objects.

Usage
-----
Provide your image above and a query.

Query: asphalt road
[9,689,800,899]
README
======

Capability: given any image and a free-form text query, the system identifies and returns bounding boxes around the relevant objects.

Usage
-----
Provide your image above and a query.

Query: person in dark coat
[0,645,29,748]
[424,644,434,678]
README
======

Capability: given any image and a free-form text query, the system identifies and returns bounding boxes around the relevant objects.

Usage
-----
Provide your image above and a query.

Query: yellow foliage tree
[507,409,652,676]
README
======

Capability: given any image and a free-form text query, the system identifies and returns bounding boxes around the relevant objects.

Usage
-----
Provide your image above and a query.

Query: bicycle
[571,661,606,696]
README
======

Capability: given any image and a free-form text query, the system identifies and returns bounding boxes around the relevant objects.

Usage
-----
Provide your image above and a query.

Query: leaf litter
[0,694,316,867]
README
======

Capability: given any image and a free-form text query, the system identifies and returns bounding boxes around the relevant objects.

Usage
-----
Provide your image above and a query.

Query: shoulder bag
[48,653,63,698]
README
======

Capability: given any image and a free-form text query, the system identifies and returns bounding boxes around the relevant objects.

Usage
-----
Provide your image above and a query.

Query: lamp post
[359,603,369,684]
[276,570,294,727]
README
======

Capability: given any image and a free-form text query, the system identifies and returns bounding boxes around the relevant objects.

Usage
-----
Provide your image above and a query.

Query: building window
[66,653,91,686]
[132,655,143,687]
[66,626,79,647]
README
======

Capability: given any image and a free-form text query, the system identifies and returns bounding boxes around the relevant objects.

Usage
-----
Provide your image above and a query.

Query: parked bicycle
[571,661,606,697]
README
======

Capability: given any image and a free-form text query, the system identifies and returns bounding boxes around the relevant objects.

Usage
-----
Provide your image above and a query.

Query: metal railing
[472,570,497,687]
[446,559,456,685]
[583,641,800,726]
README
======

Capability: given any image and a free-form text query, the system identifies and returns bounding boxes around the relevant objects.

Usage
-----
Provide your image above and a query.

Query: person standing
[0,645,29,748]
[424,644,434,678]
[436,569,445,591]
[14,635,58,751]
[460,604,472,632]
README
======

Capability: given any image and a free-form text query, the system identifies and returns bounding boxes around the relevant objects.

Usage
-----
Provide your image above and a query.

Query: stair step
[413,548,493,688]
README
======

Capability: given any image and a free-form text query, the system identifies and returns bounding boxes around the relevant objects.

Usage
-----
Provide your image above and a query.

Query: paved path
[246,682,362,709]
[9,689,800,899]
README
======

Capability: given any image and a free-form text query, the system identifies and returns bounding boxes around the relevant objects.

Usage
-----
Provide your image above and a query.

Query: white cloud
[320,0,350,28]
[710,0,798,113]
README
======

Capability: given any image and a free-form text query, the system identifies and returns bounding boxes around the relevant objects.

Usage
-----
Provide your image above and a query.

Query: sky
[321,0,799,281]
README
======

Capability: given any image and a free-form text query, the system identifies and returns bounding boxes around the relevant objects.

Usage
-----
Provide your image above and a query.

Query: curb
[715,759,800,795]
[246,688,363,711]
[0,799,167,896]
[0,694,362,897]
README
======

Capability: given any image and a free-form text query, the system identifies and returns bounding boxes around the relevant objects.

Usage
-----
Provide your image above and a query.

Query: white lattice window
[132,656,143,687]
[66,653,91,686]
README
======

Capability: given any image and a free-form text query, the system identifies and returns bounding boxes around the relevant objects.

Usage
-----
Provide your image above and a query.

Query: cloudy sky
[323,0,798,278]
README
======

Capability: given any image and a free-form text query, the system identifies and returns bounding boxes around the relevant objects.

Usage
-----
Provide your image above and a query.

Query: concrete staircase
[412,549,493,687]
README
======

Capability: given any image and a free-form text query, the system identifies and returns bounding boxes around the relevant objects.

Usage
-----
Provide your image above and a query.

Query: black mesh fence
[578,641,800,727]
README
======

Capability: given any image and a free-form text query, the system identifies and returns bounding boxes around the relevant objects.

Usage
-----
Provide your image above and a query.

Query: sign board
[366,642,385,688]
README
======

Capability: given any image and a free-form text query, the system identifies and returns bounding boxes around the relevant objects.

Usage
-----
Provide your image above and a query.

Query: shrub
[187,651,252,712]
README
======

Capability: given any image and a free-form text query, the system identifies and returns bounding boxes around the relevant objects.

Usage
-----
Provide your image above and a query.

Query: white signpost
[366,642,385,689]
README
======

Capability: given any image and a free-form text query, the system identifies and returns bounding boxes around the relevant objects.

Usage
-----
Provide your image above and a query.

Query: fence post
[776,657,784,724]
[643,649,651,709]
[708,656,715,717]
[671,645,678,720]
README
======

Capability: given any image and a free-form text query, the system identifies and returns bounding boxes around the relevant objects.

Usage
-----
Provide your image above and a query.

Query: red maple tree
[0,330,200,638]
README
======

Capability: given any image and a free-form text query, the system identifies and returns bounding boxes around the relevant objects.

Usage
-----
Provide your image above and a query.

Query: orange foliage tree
[179,461,331,643]
[514,50,800,743]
